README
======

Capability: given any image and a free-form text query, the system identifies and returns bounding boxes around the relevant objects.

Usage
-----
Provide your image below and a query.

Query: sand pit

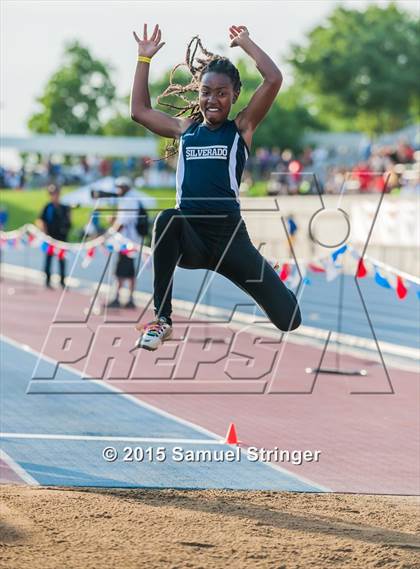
[1,486,419,568]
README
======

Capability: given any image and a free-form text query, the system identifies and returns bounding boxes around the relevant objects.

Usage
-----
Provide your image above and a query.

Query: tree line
[28,4,419,152]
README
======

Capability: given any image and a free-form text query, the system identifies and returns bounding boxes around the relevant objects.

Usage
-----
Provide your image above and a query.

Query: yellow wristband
[137,56,152,64]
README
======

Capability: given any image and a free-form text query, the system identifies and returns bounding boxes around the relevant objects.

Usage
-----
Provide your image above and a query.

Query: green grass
[0,187,91,242]
[0,184,268,240]
[247,181,268,197]
[0,186,177,242]
[141,187,176,211]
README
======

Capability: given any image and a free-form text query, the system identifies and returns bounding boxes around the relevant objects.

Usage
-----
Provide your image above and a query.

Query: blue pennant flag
[41,241,49,252]
[374,267,391,289]
[416,289,420,301]
[303,277,312,285]
[331,245,348,263]
[287,216,298,236]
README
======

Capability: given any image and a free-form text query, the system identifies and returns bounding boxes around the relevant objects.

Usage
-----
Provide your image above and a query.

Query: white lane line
[260,456,330,492]
[0,432,219,444]
[0,449,39,485]
[0,433,330,491]
[1,334,330,492]
[1,334,220,440]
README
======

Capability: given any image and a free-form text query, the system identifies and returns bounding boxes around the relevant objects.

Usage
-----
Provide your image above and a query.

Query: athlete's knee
[289,305,302,331]
[274,289,302,332]
[286,289,302,331]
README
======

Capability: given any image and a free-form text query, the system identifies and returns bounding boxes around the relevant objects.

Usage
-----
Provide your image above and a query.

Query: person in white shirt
[107,177,144,309]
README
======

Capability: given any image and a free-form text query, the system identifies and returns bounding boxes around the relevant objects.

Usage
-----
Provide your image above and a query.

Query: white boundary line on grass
[1,334,330,492]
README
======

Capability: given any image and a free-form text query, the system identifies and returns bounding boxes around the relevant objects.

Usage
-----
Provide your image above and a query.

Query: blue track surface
[2,248,419,349]
[0,339,323,491]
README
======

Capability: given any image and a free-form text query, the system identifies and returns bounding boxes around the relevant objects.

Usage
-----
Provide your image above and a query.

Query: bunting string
[1,224,419,301]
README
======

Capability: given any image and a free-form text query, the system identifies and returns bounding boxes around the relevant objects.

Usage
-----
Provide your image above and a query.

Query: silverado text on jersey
[185,145,228,160]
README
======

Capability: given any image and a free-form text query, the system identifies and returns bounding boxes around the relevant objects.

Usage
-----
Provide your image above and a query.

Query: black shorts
[115,254,135,279]
[152,208,302,331]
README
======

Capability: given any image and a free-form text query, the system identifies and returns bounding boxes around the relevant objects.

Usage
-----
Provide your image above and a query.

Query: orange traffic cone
[225,422,240,445]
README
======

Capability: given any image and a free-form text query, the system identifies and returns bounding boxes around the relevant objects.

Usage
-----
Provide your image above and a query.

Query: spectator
[0,206,7,277]
[352,161,374,193]
[37,185,71,288]
[0,206,8,230]
[106,177,148,309]
[18,166,26,189]
[80,156,90,175]
[99,158,111,177]
[111,158,123,178]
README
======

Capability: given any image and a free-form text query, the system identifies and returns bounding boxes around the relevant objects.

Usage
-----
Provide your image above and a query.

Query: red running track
[1,280,419,494]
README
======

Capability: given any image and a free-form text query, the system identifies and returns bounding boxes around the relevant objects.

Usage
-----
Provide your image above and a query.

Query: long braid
[157,36,213,126]
[155,36,242,160]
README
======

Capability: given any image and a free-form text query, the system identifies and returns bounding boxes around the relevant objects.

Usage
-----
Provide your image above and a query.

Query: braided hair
[157,36,241,158]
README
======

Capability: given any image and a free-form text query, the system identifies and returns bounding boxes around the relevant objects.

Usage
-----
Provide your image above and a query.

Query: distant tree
[288,3,420,135]
[28,41,116,135]
[102,113,143,137]
[232,59,323,151]
[102,96,147,137]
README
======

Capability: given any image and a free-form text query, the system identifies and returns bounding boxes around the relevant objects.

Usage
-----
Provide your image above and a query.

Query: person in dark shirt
[37,184,71,288]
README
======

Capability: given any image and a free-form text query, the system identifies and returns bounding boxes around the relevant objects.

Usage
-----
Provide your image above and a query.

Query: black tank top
[175,119,249,213]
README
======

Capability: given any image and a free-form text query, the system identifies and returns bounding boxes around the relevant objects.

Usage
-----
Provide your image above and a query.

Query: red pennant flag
[280,263,290,281]
[308,262,325,273]
[396,276,408,299]
[82,246,95,268]
[57,249,66,260]
[357,258,367,278]
[27,233,35,243]
[47,244,55,256]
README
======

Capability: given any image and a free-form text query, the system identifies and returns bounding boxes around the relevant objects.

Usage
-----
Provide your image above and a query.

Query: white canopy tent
[61,177,157,208]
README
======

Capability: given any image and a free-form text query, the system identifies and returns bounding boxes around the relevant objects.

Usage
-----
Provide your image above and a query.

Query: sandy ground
[0,486,419,569]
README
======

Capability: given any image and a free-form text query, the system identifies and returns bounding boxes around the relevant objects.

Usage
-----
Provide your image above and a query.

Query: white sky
[1,0,419,137]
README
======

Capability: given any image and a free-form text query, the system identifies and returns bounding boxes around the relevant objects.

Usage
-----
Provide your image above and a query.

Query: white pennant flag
[322,256,339,281]
[287,264,301,289]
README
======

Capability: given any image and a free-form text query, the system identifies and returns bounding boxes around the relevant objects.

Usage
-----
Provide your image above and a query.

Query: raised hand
[229,25,250,48]
[133,24,165,57]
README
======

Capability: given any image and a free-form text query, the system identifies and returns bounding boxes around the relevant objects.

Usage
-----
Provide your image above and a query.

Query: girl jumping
[131,23,301,350]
